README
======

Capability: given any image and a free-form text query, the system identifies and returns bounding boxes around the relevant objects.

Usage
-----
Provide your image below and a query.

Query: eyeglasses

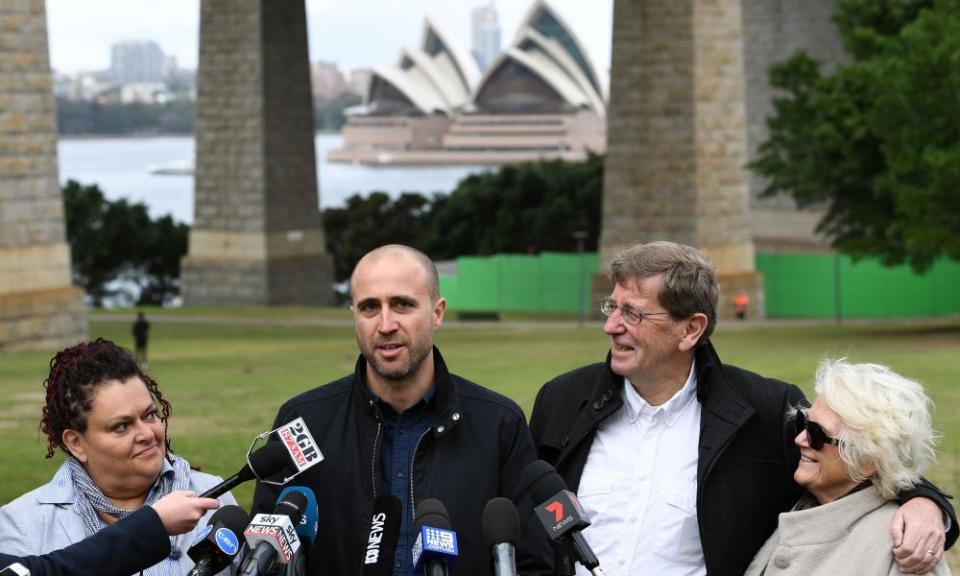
[599,296,670,326]
[795,409,840,450]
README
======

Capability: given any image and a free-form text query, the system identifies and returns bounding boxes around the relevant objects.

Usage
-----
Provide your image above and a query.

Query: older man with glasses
[528,241,956,576]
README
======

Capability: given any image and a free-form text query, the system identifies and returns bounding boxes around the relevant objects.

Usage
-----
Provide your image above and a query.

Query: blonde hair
[815,358,937,499]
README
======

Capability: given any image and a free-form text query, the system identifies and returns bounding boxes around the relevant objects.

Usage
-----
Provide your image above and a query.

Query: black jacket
[0,506,169,576]
[252,348,553,575]
[529,341,957,576]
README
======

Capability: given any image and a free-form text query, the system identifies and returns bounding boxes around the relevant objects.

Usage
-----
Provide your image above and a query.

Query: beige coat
[744,486,952,576]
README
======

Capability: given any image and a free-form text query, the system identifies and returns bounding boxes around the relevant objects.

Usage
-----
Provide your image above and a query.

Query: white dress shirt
[575,361,705,576]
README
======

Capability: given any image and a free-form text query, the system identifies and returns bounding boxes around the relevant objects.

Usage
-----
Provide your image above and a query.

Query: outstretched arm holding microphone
[0,490,219,576]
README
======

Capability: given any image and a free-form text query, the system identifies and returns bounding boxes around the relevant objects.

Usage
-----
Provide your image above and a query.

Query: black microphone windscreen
[208,504,250,534]
[413,498,451,531]
[360,496,402,575]
[239,442,294,483]
[274,490,308,525]
[482,497,520,547]
[522,460,567,504]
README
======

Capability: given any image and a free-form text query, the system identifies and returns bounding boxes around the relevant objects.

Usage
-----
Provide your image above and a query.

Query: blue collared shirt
[375,388,436,576]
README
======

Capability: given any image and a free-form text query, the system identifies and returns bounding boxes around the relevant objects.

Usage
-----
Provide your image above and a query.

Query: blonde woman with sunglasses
[745,359,950,576]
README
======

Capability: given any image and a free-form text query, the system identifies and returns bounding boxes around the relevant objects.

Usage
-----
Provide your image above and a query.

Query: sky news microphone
[239,488,314,576]
[522,460,605,576]
[186,504,249,576]
[359,495,402,576]
[200,442,292,499]
[278,487,318,576]
[482,497,520,576]
[411,499,459,576]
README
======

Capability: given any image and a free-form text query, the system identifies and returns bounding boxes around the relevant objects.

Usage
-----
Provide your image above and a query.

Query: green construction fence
[439,251,960,318]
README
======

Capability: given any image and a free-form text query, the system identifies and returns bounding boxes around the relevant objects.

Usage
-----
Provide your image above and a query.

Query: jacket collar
[557,351,623,466]
[352,346,463,437]
[694,340,756,484]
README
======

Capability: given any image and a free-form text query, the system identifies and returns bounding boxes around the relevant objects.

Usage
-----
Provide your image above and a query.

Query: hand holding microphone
[522,460,605,576]
[151,490,222,535]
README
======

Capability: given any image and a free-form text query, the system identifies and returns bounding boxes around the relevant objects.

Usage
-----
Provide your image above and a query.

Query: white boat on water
[148,159,194,175]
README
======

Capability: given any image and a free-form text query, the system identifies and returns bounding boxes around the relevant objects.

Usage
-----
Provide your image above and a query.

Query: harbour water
[57,133,489,224]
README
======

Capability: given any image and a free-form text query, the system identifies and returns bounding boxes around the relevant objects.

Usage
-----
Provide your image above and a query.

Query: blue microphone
[277,486,317,576]
[411,499,458,576]
[277,486,319,547]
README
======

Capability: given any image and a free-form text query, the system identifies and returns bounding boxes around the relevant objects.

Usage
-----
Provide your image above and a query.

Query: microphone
[201,417,324,499]
[279,487,318,576]
[359,495,402,575]
[522,460,605,576]
[186,504,250,576]
[0,564,29,576]
[411,499,459,576]
[482,497,520,576]
[200,442,293,499]
[239,488,315,576]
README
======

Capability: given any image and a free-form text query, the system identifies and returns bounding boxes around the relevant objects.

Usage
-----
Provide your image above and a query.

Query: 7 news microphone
[359,495,402,576]
[482,497,520,576]
[186,504,250,576]
[239,486,318,576]
[522,460,606,576]
[411,499,459,576]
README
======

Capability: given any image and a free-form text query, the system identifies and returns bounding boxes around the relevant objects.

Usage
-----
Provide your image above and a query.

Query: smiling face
[794,396,859,503]
[61,377,166,501]
[351,249,445,388]
[603,275,703,391]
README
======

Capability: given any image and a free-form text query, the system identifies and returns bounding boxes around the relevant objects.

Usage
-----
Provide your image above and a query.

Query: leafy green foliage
[56,98,195,135]
[62,180,188,306]
[750,0,960,271]
[322,154,603,281]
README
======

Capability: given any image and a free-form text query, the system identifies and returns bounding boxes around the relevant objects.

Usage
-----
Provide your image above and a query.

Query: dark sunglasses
[794,409,840,450]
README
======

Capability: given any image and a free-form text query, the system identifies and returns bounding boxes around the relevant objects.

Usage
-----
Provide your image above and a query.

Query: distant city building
[110,40,166,84]
[53,70,113,100]
[345,67,372,97]
[471,3,501,71]
[311,60,347,100]
[120,82,168,104]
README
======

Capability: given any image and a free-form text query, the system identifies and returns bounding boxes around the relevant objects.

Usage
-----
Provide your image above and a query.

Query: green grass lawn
[1,312,959,567]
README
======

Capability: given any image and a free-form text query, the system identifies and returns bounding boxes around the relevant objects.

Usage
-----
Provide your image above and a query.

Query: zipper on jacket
[408,427,430,522]
[370,420,382,498]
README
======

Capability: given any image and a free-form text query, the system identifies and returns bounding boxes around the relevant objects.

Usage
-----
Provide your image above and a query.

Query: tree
[749,0,959,271]
[62,180,188,306]
[321,154,604,281]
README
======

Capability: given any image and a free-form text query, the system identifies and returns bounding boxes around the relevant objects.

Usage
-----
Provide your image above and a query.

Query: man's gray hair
[610,241,718,343]
[815,358,937,500]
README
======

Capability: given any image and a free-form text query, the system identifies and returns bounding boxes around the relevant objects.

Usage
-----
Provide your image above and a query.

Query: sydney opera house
[327,0,606,165]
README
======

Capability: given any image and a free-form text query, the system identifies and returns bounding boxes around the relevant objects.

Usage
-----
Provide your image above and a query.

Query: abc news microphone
[482,497,520,576]
[239,487,318,576]
[410,499,459,576]
[359,495,402,575]
[522,460,605,576]
[186,505,250,576]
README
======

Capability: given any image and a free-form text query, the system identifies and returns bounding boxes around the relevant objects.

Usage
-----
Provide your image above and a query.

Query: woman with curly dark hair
[0,338,238,575]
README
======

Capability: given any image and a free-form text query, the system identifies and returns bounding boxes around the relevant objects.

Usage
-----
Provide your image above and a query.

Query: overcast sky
[46,0,612,81]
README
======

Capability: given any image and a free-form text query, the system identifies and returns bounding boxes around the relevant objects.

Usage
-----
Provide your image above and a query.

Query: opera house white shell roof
[360,0,603,118]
